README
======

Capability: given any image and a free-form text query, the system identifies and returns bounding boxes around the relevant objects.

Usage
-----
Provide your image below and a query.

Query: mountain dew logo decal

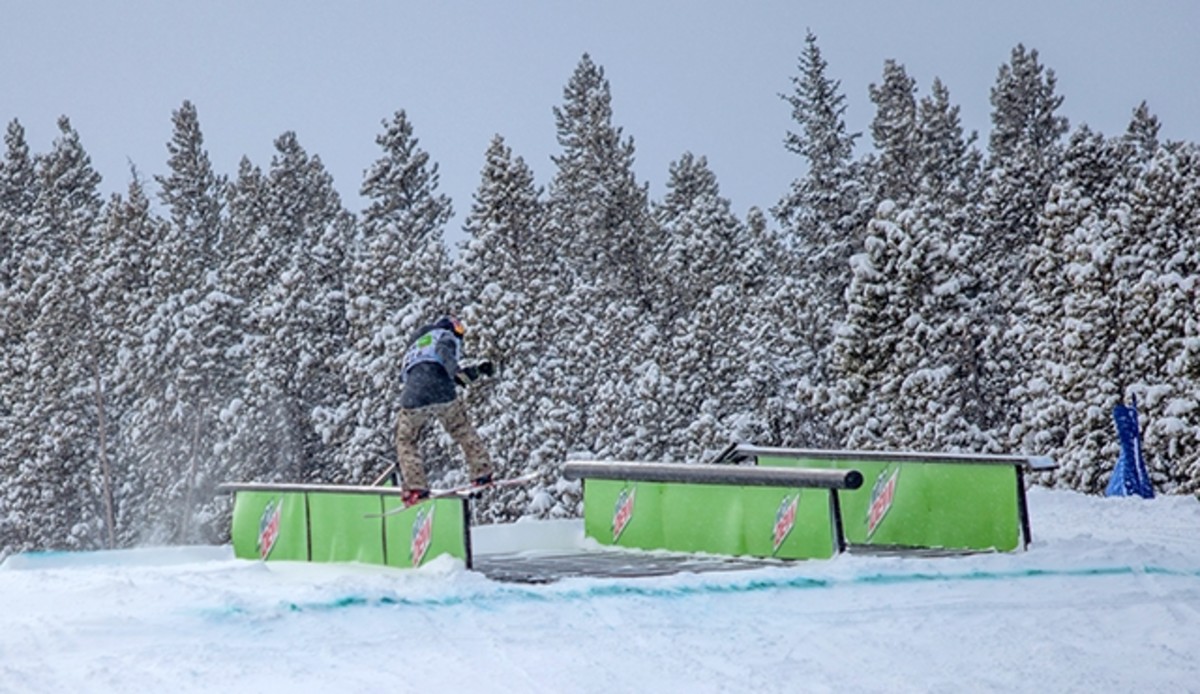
[772,493,801,554]
[410,505,435,566]
[612,486,636,542]
[866,466,900,539]
[257,498,283,559]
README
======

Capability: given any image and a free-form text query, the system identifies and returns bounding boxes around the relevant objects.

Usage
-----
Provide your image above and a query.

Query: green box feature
[226,484,469,569]
[583,479,839,560]
[756,454,1025,552]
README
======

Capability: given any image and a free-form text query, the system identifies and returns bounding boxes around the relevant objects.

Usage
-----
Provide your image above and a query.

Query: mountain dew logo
[866,466,901,539]
[257,498,283,559]
[772,493,801,554]
[612,486,636,542]
[410,505,435,567]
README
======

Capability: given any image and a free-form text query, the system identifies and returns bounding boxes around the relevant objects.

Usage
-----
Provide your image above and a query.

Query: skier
[394,314,495,506]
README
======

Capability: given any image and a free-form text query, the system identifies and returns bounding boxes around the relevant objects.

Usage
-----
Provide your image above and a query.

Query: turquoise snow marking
[205,564,1200,619]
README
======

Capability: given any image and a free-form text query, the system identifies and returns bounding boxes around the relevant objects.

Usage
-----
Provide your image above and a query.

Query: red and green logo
[772,492,801,554]
[612,486,636,542]
[866,466,900,539]
[257,498,283,559]
[410,505,435,566]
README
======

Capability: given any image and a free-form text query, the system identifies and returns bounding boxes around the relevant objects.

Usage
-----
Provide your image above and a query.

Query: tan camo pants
[394,398,493,491]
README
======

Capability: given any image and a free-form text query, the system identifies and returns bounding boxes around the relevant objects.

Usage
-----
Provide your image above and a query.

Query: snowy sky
[5,1,1198,246]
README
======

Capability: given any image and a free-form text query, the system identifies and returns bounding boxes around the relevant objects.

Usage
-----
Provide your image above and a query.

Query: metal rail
[216,482,408,497]
[727,444,1056,471]
[562,460,863,490]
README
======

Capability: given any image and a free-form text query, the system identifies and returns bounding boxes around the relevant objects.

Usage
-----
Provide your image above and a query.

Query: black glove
[458,361,495,385]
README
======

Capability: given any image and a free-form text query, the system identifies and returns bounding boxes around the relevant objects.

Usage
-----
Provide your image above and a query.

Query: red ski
[365,473,539,518]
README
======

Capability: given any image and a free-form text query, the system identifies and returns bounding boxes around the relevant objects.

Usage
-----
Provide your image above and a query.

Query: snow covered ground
[3,487,1199,693]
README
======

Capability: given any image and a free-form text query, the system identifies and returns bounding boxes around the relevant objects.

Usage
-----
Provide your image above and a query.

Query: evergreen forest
[2,35,1198,557]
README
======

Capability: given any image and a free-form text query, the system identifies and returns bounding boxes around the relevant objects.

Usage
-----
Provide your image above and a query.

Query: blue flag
[1106,397,1154,499]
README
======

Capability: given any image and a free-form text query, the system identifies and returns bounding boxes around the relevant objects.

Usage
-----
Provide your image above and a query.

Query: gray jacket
[399,324,462,409]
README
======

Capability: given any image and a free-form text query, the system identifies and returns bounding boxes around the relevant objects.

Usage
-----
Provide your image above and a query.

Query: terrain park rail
[725,444,1057,553]
[563,460,864,560]
[219,445,1056,578]
[218,482,472,570]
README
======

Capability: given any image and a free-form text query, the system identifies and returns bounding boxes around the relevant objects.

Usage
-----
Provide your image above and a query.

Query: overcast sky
[5,1,1198,246]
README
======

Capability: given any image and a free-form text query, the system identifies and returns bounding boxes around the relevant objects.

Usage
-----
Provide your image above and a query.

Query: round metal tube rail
[563,461,863,490]
[216,482,409,497]
[731,444,1056,471]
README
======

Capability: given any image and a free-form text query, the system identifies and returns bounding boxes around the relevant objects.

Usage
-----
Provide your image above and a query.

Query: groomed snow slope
[2,487,1199,693]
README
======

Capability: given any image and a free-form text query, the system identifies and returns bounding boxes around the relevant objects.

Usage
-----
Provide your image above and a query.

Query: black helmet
[435,315,466,337]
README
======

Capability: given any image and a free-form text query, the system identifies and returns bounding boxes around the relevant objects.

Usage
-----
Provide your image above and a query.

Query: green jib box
[744,446,1055,553]
[224,483,470,569]
[583,479,841,560]
[570,447,1054,560]
[221,446,1054,572]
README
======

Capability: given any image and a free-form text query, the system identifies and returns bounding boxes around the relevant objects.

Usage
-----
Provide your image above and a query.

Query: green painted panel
[583,479,836,560]
[584,479,664,548]
[230,491,309,561]
[741,486,833,559]
[307,493,387,564]
[382,498,469,569]
[230,490,469,568]
[758,456,1021,552]
[662,484,741,553]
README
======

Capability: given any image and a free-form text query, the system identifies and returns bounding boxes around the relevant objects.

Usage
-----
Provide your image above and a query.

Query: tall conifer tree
[774,31,869,446]
[12,118,106,549]
[95,175,172,544]
[1125,142,1200,493]
[1019,127,1127,488]
[241,133,351,485]
[976,44,1069,450]
[651,153,778,459]
[451,135,574,519]
[549,54,656,309]
[868,60,919,206]
[0,119,39,554]
[122,102,240,543]
[332,111,452,484]
[546,55,656,461]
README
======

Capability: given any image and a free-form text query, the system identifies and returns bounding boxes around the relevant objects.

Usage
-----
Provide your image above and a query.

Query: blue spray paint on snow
[206,564,1200,619]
